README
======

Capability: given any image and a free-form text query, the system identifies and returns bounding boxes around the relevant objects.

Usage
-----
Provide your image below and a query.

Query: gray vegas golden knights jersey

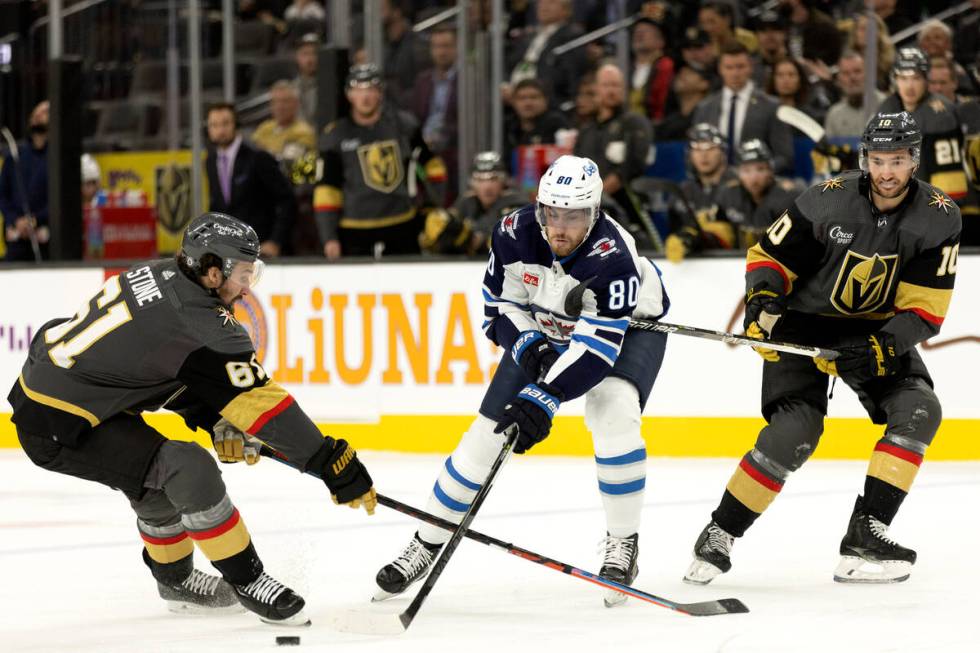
[746,170,961,355]
[7,259,325,465]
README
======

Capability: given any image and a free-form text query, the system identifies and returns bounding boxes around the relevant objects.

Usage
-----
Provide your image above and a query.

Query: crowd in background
[3,0,980,262]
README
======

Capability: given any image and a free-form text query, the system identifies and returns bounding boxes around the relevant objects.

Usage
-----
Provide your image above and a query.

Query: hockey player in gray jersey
[372,155,670,608]
[8,213,376,625]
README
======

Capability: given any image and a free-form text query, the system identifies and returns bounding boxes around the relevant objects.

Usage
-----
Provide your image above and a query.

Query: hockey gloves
[307,438,377,515]
[213,419,262,465]
[665,227,698,263]
[743,288,786,362]
[511,330,560,382]
[815,333,900,386]
[494,383,563,454]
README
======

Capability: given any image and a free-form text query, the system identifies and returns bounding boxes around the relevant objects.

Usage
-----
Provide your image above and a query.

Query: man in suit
[505,0,588,108]
[692,41,794,175]
[205,103,297,258]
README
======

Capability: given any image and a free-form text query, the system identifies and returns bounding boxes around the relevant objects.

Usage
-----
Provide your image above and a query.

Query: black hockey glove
[306,438,376,515]
[494,383,563,454]
[816,333,900,386]
[743,288,786,362]
[511,330,560,382]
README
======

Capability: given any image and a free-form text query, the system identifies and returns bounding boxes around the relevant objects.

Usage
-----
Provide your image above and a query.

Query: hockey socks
[712,451,786,537]
[862,436,925,525]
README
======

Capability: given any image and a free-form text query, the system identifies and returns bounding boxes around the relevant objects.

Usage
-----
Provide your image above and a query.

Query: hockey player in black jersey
[878,46,968,204]
[8,213,375,625]
[683,111,960,586]
[664,123,739,263]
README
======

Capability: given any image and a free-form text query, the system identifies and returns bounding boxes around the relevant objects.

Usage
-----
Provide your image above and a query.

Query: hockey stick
[0,126,43,261]
[259,445,749,617]
[563,281,839,360]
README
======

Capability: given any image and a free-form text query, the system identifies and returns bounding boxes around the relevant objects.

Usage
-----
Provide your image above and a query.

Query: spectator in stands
[692,42,794,174]
[767,57,830,125]
[629,18,674,124]
[753,10,790,89]
[293,33,319,124]
[314,64,447,260]
[698,1,758,55]
[252,80,316,163]
[1,100,50,261]
[382,0,431,108]
[570,73,599,130]
[658,64,712,141]
[205,102,296,258]
[409,26,459,205]
[918,19,973,96]
[846,12,894,90]
[928,58,964,104]
[574,63,653,241]
[80,154,105,207]
[284,0,325,22]
[505,79,568,170]
[824,50,887,139]
[505,0,588,108]
[778,0,843,66]
[678,27,717,82]
[872,0,913,38]
[953,0,980,68]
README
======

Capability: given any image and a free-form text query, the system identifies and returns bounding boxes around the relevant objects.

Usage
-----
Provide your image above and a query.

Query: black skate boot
[683,521,735,585]
[599,533,639,608]
[232,572,310,626]
[833,495,916,584]
[373,532,443,601]
[157,568,243,614]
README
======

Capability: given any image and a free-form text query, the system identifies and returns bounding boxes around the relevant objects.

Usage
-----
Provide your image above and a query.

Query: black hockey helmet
[860,111,922,169]
[472,151,507,179]
[687,122,726,152]
[347,63,383,89]
[179,212,261,280]
[736,139,773,166]
[892,46,930,78]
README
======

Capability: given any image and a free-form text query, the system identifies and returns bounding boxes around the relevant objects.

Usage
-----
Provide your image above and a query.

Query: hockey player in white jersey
[374,155,670,607]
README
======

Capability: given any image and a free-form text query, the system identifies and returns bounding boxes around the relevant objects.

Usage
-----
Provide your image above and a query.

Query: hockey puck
[276,636,301,646]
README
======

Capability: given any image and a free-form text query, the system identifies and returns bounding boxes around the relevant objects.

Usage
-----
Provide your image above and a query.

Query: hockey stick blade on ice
[260,445,750,618]
[563,281,839,360]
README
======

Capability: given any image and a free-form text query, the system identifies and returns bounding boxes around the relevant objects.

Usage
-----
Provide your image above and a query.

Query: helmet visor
[227,258,264,288]
[537,204,593,228]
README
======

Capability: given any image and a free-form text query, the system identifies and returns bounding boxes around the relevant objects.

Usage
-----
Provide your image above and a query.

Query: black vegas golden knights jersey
[669,168,739,251]
[879,93,969,203]
[7,259,325,465]
[745,171,961,356]
[312,108,447,236]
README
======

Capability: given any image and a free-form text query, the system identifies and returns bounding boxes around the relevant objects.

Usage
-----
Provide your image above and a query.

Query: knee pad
[585,377,642,456]
[151,441,226,513]
[757,399,824,473]
[885,377,942,448]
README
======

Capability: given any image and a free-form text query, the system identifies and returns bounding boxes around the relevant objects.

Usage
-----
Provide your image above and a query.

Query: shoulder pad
[497,205,534,240]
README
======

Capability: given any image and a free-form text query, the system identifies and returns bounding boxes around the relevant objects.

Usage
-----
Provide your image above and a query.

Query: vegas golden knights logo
[357,140,403,193]
[831,251,899,315]
[155,164,192,233]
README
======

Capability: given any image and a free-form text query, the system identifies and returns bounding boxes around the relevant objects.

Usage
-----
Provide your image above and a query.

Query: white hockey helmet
[535,155,603,233]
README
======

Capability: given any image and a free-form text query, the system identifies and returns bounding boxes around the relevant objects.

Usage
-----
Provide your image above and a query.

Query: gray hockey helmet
[736,139,774,166]
[179,212,260,279]
[892,47,930,77]
[860,110,922,168]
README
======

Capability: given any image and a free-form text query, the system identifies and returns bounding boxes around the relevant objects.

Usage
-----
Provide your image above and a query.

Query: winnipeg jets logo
[217,307,239,327]
[583,161,597,177]
[820,177,844,193]
[588,237,618,258]
[499,211,520,239]
[928,190,953,214]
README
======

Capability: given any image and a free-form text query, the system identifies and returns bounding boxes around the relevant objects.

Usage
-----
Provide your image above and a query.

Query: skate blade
[260,609,312,627]
[603,589,628,608]
[165,600,246,615]
[683,559,723,586]
[833,556,912,584]
[330,608,407,635]
[371,588,401,603]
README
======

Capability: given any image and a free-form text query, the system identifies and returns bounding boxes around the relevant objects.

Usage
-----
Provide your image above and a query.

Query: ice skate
[599,533,639,607]
[683,521,735,585]
[833,496,916,584]
[232,572,310,626]
[157,568,243,614]
[373,532,443,601]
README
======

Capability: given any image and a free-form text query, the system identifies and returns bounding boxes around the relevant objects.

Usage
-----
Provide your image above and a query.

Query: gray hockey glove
[212,418,262,465]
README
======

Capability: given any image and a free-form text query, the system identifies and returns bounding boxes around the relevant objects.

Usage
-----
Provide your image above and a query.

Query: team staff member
[8,213,376,625]
[314,63,447,260]
[684,112,960,586]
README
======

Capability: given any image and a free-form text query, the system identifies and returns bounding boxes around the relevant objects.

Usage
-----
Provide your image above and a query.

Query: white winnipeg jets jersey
[482,205,669,400]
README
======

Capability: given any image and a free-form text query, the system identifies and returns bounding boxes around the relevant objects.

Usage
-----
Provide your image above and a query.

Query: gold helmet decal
[357,139,403,193]
[831,251,899,315]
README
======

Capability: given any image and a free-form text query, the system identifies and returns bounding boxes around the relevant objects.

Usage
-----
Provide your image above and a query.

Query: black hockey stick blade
[563,282,838,360]
[260,445,749,618]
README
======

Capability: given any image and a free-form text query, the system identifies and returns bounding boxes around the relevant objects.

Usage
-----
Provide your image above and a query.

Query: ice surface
[2,450,978,652]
